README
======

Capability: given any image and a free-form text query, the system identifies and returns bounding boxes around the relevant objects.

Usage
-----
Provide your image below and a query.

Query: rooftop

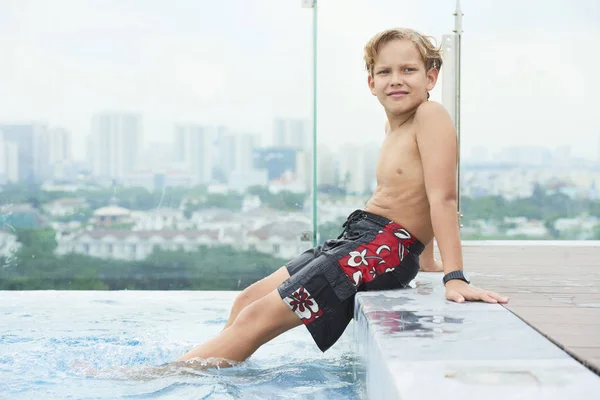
[355,241,600,399]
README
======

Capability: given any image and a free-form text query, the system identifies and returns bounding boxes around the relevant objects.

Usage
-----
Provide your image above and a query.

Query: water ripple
[2,292,364,400]
[0,335,34,344]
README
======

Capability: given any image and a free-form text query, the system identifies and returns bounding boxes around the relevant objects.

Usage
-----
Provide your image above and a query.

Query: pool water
[0,291,365,399]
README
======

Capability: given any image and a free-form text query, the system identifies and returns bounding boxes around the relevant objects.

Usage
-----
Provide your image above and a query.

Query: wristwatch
[443,270,470,285]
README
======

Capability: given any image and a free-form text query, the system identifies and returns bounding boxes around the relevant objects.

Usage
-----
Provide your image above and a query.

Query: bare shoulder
[413,101,457,162]
[413,101,455,136]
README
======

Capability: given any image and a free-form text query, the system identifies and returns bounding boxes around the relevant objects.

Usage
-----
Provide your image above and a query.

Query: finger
[480,292,498,304]
[475,290,508,304]
[490,292,510,303]
[464,290,496,303]
[446,290,465,303]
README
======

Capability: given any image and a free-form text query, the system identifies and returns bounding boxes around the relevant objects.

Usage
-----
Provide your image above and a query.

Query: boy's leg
[223,266,290,330]
[176,289,302,366]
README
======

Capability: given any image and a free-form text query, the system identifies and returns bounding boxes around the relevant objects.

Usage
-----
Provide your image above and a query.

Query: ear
[368,74,376,96]
[426,68,439,92]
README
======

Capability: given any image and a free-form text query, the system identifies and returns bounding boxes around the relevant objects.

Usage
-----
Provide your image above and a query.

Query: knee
[233,283,256,309]
[231,300,266,334]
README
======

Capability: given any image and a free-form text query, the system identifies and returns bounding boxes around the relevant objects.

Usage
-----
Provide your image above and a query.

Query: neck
[385,109,417,131]
[385,98,428,131]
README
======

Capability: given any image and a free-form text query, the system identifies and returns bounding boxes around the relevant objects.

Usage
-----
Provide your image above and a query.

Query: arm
[415,102,508,304]
[419,238,443,272]
[414,102,462,274]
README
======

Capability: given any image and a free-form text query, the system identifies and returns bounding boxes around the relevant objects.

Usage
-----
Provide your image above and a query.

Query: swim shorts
[277,209,425,352]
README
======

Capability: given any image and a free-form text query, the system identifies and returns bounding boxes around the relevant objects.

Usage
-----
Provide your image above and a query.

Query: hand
[419,257,444,272]
[445,280,509,304]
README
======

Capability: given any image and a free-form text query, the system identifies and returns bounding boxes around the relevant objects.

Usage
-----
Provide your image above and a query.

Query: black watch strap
[443,270,470,285]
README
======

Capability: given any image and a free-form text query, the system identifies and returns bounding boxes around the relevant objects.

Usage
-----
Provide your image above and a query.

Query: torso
[364,117,434,245]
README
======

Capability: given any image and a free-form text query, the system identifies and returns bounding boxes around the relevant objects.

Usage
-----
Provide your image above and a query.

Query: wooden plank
[433,242,600,374]
[531,324,600,337]
[479,294,600,307]
[568,348,600,358]
[491,296,562,307]
[474,286,599,295]
[511,313,600,326]
[505,306,600,318]
[544,334,600,348]
[588,359,600,370]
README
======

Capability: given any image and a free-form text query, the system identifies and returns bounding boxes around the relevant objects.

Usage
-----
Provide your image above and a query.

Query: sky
[0,0,599,161]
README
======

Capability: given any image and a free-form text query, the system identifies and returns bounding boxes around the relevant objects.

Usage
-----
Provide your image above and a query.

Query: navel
[396,168,403,175]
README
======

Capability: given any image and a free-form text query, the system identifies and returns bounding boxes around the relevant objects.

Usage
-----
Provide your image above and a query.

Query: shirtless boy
[175,27,509,367]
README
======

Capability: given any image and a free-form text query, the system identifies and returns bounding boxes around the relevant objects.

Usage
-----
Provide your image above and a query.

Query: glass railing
[315,0,600,241]
[455,0,599,240]
[0,0,316,289]
[1,1,599,290]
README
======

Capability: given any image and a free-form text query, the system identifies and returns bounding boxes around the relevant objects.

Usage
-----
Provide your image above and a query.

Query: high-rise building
[0,135,19,183]
[227,133,265,192]
[295,150,312,192]
[236,133,261,172]
[597,131,600,165]
[253,147,298,182]
[495,146,552,166]
[44,127,74,182]
[317,143,336,186]
[273,118,309,150]
[178,126,262,185]
[363,142,380,192]
[219,131,262,179]
[214,126,236,183]
[338,142,379,194]
[0,123,51,183]
[48,128,71,165]
[175,124,214,185]
[89,112,142,183]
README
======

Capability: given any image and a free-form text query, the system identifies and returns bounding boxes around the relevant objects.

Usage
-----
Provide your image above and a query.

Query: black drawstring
[337,210,366,239]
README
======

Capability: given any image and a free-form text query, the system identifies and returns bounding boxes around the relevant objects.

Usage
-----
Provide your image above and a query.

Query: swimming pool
[0,291,365,399]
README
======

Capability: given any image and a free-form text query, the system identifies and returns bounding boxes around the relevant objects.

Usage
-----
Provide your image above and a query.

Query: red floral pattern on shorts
[283,286,323,324]
[338,222,416,287]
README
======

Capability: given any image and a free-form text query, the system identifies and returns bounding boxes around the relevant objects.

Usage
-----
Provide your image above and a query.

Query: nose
[390,70,403,86]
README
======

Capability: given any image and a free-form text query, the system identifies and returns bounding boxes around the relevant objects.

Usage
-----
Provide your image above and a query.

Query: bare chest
[376,131,422,185]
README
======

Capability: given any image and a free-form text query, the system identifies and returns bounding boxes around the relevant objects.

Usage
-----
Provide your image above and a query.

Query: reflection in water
[364,309,464,336]
[415,280,434,295]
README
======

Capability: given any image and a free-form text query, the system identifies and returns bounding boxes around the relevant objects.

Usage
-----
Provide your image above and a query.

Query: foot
[419,258,443,272]
[71,360,99,377]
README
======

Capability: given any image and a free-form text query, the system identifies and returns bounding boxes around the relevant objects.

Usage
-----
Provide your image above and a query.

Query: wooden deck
[452,241,600,375]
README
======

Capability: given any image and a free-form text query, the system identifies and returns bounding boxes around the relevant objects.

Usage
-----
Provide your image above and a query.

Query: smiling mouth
[388,91,408,98]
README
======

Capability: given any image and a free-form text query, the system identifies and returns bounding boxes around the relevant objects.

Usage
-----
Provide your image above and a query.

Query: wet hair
[363,27,443,77]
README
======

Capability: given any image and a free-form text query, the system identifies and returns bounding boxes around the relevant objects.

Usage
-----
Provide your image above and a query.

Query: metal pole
[311,1,318,246]
[454,0,463,225]
[301,0,319,246]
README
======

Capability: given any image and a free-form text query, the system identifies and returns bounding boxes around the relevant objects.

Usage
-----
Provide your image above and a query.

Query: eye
[377,69,389,75]
[404,67,416,72]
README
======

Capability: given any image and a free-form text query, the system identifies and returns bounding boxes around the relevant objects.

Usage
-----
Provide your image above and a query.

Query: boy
[175,27,508,367]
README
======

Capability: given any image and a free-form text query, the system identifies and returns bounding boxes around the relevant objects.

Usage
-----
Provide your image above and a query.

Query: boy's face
[368,39,438,116]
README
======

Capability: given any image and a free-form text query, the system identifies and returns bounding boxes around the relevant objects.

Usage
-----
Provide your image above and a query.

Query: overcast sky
[0,0,599,161]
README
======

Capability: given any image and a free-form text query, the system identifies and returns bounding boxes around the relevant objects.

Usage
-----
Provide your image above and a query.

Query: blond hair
[363,28,443,76]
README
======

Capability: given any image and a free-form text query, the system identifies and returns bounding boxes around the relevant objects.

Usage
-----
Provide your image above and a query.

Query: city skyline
[0,1,599,160]
[4,114,599,168]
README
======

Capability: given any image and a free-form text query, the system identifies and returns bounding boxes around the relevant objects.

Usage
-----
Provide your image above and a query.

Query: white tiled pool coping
[354,272,600,399]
